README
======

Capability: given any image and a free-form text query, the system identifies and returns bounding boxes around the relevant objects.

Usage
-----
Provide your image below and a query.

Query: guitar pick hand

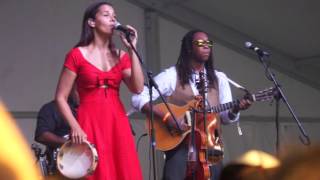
[167,116,189,131]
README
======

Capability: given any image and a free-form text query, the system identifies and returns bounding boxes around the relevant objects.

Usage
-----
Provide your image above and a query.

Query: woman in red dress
[55,2,144,180]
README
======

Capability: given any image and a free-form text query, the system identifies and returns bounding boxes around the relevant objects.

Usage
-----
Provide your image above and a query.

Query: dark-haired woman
[132,30,251,180]
[55,2,144,180]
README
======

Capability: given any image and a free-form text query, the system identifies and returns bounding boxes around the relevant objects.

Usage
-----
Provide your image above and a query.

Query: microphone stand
[125,33,182,180]
[254,53,310,155]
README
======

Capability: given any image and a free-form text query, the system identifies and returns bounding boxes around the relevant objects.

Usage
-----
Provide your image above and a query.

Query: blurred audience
[274,145,320,180]
[220,150,279,180]
[0,101,41,179]
[220,145,320,180]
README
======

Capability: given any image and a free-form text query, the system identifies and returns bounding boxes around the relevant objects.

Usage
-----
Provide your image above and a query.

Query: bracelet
[162,112,171,123]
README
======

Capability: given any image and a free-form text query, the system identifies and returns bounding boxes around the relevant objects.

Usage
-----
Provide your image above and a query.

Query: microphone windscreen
[245,41,253,49]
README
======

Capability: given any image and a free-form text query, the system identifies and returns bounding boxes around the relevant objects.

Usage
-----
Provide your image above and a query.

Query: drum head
[57,141,98,179]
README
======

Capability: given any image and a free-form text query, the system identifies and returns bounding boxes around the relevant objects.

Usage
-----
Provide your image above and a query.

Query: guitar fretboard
[210,99,240,113]
[199,88,273,113]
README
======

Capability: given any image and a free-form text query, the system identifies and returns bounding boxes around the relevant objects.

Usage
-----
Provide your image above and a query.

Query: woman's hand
[119,25,138,49]
[70,125,87,144]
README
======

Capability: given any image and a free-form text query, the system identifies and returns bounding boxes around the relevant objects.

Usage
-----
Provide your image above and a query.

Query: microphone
[245,41,270,57]
[114,21,135,37]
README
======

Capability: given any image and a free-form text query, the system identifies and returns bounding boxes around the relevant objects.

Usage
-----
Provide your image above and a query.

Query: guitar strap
[226,77,247,92]
[226,76,247,136]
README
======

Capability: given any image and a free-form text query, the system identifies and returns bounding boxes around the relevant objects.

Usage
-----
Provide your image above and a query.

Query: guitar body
[146,99,222,154]
[146,100,197,151]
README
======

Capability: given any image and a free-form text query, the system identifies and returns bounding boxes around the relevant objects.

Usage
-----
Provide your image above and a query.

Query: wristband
[162,112,171,123]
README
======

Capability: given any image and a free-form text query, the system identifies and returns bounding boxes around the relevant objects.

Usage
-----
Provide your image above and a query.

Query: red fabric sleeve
[121,53,132,70]
[63,49,79,73]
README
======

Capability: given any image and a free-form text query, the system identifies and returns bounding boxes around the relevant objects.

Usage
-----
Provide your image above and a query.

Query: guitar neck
[203,87,274,113]
[210,94,257,113]
[210,99,241,113]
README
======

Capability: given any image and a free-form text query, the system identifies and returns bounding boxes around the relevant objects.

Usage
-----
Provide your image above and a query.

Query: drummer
[34,88,79,175]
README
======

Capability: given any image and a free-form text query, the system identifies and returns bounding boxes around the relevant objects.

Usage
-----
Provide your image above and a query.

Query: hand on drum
[71,125,87,144]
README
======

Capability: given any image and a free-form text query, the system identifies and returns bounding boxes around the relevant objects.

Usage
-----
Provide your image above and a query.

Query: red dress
[64,48,143,180]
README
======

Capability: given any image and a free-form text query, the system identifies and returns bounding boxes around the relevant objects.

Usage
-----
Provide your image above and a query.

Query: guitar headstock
[196,71,208,94]
[245,87,275,102]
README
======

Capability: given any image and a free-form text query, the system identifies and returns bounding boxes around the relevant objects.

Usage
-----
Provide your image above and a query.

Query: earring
[88,18,95,27]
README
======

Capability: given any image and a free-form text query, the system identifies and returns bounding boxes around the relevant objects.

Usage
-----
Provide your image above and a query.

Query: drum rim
[56,140,98,179]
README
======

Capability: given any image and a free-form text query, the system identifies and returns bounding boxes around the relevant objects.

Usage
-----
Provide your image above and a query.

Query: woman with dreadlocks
[132,30,251,180]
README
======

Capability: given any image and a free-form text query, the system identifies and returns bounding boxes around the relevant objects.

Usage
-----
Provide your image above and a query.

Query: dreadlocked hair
[175,30,217,89]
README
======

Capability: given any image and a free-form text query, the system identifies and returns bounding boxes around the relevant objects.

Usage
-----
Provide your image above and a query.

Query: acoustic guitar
[146,87,275,152]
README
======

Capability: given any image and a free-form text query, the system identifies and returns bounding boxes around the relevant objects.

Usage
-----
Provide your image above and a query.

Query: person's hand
[231,99,252,114]
[238,99,252,111]
[119,25,138,49]
[167,115,189,132]
[70,125,87,144]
